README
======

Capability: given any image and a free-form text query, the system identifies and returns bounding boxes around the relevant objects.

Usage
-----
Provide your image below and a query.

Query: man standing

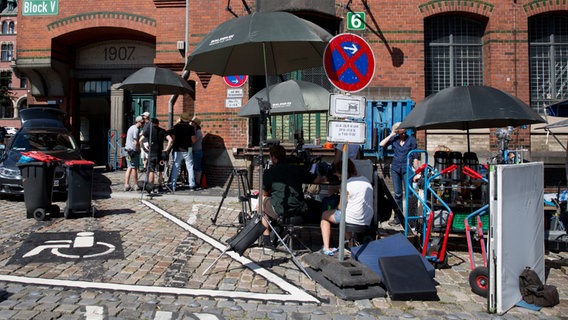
[140,118,173,193]
[169,113,196,191]
[123,116,144,191]
[139,111,151,172]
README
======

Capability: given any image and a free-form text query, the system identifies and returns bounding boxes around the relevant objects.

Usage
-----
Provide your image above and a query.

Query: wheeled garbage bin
[17,152,60,221]
[64,160,95,218]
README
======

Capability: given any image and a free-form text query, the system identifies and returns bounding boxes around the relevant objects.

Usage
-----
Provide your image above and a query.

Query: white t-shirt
[345,175,374,226]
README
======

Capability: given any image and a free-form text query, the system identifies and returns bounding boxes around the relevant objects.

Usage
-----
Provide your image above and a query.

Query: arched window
[8,22,14,34]
[1,22,7,35]
[424,15,486,96]
[529,14,568,114]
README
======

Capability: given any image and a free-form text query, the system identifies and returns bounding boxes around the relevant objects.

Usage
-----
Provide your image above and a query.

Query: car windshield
[11,132,78,152]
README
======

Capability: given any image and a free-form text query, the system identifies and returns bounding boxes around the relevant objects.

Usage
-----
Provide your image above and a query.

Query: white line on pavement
[142,200,318,303]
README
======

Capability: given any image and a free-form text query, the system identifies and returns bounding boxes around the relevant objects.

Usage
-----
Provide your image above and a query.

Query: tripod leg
[261,215,312,280]
[202,245,230,275]
[211,171,235,224]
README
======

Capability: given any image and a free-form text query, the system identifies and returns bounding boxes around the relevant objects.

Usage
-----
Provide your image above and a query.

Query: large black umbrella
[118,66,194,95]
[238,79,330,117]
[400,86,546,151]
[186,12,332,76]
[186,11,332,269]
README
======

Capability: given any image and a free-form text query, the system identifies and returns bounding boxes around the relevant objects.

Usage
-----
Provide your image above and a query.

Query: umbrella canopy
[238,80,330,117]
[118,66,194,95]
[400,86,545,131]
[186,11,332,76]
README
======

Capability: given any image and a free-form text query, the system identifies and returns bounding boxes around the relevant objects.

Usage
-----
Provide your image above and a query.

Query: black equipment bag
[226,214,266,255]
[519,267,559,307]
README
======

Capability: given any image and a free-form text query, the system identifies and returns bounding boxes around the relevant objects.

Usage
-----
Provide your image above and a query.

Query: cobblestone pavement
[0,169,567,319]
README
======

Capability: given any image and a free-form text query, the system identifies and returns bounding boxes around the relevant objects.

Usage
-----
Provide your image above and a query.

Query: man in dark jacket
[139,118,172,193]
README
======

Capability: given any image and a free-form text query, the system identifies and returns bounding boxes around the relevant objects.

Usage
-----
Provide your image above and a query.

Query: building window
[529,14,568,114]
[424,15,485,96]
[1,43,13,62]
[18,73,27,89]
[7,0,15,12]
[1,22,6,35]
[8,22,14,34]
[79,80,112,93]
[0,71,12,119]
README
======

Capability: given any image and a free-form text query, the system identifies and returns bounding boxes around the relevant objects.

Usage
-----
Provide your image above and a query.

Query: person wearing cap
[379,122,419,225]
[169,113,196,191]
[123,116,144,191]
[191,117,203,188]
[140,118,173,193]
[139,112,151,172]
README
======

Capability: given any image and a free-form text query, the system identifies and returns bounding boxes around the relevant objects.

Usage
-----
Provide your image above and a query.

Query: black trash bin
[64,160,95,218]
[17,160,59,221]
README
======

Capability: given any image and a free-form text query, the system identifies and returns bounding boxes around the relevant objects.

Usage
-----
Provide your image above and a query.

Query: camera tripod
[211,169,254,225]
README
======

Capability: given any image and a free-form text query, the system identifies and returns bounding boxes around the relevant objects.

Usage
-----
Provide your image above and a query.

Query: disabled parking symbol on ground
[8,231,124,264]
[23,232,115,259]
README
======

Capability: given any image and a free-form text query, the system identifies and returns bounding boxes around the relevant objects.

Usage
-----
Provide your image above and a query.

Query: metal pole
[338,143,348,261]
[258,43,271,220]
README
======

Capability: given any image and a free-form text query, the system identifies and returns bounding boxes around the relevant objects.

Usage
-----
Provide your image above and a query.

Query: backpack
[519,267,559,307]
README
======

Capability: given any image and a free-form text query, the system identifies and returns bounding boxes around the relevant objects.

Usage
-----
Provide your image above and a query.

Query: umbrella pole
[467,128,471,153]
[257,43,270,220]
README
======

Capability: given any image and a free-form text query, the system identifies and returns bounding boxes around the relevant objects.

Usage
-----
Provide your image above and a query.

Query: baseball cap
[142,112,150,117]
[135,115,143,123]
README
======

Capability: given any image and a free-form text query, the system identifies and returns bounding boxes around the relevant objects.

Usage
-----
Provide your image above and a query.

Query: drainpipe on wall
[168,0,190,129]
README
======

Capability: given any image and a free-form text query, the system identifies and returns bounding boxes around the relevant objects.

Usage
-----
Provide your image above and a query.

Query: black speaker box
[378,254,438,301]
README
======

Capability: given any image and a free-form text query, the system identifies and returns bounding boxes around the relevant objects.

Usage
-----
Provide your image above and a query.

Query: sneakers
[320,247,338,256]
[123,185,132,192]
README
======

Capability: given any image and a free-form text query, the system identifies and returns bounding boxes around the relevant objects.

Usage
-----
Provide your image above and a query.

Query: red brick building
[0,0,28,130]
[13,0,568,187]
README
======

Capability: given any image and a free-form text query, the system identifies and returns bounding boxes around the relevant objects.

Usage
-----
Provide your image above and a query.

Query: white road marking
[84,306,104,320]
[143,201,318,303]
[153,310,173,320]
[0,201,318,303]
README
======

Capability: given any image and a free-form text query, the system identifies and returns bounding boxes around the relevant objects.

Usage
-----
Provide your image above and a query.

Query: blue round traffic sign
[323,33,375,92]
[223,75,248,87]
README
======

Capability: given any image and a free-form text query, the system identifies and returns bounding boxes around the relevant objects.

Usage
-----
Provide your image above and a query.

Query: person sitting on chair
[260,145,323,247]
[320,159,374,256]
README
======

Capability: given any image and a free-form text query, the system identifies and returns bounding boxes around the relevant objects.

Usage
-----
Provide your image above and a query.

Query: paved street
[0,168,567,319]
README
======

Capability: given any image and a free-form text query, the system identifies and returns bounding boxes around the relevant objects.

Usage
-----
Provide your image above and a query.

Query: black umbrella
[186,12,332,76]
[238,79,330,117]
[118,66,194,95]
[186,11,331,270]
[400,86,546,151]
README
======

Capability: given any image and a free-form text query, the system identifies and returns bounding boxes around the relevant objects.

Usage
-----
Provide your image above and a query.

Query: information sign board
[329,94,366,119]
[327,120,366,144]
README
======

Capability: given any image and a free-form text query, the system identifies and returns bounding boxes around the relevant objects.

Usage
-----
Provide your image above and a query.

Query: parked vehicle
[0,108,82,196]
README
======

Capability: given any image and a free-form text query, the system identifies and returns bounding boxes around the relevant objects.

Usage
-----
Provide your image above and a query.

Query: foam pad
[350,233,435,279]
[379,254,438,301]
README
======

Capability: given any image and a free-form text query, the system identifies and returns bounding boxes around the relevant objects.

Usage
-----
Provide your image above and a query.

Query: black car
[0,108,82,196]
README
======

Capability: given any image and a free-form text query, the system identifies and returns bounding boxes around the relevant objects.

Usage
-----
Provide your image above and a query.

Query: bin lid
[20,151,60,163]
[64,159,95,166]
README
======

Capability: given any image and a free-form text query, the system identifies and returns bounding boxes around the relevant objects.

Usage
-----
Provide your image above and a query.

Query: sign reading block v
[23,0,58,16]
